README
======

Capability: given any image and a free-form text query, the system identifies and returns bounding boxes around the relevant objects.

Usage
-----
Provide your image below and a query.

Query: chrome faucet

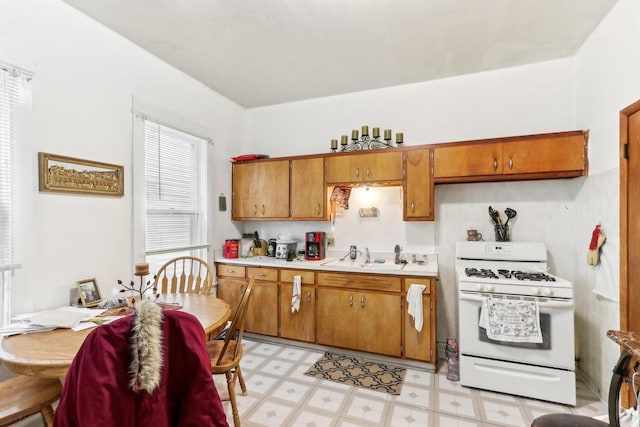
[394,244,401,264]
[363,247,370,264]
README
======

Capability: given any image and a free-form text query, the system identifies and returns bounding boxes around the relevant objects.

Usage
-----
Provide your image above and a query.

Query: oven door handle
[459,292,573,308]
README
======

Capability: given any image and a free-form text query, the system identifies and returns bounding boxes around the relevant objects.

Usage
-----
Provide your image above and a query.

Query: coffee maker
[305,232,326,260]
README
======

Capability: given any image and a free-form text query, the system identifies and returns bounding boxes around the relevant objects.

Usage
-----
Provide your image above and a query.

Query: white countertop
[214,254,438,277]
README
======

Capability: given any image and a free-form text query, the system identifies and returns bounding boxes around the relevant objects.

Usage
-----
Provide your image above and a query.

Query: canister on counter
[224,239,239,258]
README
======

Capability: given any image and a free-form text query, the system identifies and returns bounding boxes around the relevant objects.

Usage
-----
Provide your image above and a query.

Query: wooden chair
[154,256,214,295]
[0,375,61,427]
[207,276,255,427]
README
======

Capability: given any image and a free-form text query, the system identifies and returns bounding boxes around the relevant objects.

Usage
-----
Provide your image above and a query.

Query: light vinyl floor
[214,339,606,427]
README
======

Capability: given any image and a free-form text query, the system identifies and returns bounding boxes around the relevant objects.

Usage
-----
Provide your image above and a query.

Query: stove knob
[531,287,539,295]
[486,284,495,292]
[542,288,553,297]
[476,284,484,291]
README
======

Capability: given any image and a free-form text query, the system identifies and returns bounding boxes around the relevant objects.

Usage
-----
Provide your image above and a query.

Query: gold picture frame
[76,278,103,307]
[39,152,124,196]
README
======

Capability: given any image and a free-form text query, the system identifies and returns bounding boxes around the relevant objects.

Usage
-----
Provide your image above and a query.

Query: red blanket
[54,309,228,426]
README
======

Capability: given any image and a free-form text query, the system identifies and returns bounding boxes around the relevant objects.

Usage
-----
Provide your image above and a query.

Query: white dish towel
[407,284,426,332]
[291,275,301,313]
[479,296,543,343]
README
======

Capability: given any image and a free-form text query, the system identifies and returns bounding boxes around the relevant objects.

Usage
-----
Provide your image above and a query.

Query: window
[0,65,31,325]
[143,119,209,274]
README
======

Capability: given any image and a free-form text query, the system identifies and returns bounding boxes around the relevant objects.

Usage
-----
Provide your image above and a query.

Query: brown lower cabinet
[317,288,402,357]
[245,267,279,336]
[403,278,436,362]
[279,270,316,342]
[215,262,437,364]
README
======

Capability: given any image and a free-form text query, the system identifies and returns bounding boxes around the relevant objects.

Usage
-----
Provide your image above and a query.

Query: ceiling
[61,0,617,108]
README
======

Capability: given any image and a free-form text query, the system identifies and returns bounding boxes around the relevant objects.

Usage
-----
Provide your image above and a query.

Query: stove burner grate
[464,268,498,279]
[496,269,556,281]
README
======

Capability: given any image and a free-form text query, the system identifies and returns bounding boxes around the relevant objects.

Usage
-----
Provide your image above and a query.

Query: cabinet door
[326,151,403,183]
[280,283,315,342]
[404,279,436,362]
[232,160,290,219]
[404,149,433,220]
[290,158,325,219]
[325,155,360,183]
[359,152,404,182]
[232,162,260,218]
[216,277,246,319]
[404,295,434,362]
[257,160,290,218]
[357,292,402,357]
[433,143,503,178]
[245,280,279,336]
[317,288,358,349]
[503,134,586,175]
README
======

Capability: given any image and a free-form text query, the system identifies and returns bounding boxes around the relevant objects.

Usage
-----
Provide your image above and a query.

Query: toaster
[275,241,297,260]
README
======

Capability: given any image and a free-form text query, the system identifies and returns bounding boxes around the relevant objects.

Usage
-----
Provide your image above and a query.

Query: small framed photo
[76,278,103,307]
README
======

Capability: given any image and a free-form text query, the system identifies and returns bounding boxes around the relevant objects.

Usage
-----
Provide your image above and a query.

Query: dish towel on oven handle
[479,296,543,343]
[291,275,301,313]
[407,284,426,332]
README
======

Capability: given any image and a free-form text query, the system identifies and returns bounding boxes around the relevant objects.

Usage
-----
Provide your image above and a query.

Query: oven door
[459,291,574,370]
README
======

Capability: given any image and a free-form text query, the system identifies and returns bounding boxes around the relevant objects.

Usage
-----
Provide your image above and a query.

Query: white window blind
[0,65,31,325]
[143,119,209,272]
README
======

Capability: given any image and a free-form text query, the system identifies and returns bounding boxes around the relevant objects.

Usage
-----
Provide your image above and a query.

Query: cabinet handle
[493,159,498,171]
[226,269,235,273]
[411,201,415,213]
[261,205,265,215]
[307,291,311,303]
[355,167,360,178]
[253,205,257,215]
[360,296,365,308]
[257,272,266,277]
[508,157,513,169]
[366,167,370,177]
[349,295,353,306]
[316,203,320,215]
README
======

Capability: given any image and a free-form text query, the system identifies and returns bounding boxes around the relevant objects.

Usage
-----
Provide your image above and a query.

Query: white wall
[572,0,640,400]
[0,0,244,314]
[244,59,578,351]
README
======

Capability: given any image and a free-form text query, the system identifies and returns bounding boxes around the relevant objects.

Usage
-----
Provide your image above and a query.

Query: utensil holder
[494,224,510,242]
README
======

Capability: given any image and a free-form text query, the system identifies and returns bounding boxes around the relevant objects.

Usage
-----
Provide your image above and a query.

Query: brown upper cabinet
[403,148,433,220]
[432,130,588,183]
[232,160,290,219]
[230,130,587,222]
[290,157,326,219]
[325,151,404,184]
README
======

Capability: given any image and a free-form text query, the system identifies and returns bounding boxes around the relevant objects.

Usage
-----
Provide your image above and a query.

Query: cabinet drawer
[280,270,315,284]
[403,278,432,294]
[247,267,278,281]
[216,264,246,278]
[317,272,401,292]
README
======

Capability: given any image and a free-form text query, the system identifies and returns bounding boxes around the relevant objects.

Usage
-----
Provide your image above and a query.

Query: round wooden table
[0,294,231,378]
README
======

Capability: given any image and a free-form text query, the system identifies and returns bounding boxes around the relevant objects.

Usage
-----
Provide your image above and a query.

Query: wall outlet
[327,236,335,247]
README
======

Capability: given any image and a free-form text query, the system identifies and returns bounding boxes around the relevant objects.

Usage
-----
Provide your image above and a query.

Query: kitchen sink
[321,259,405,271]
[362,263,405,271]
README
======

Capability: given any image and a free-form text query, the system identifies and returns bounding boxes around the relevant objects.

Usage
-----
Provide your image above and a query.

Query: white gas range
[456,241,576,406]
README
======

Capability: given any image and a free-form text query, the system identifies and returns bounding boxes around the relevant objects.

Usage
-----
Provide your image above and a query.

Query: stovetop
[455,241,573,298]
[464,267,558,282]
[456,266,573,298]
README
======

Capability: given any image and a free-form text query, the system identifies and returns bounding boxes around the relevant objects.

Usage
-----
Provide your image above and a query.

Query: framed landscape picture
[39,152,124,196]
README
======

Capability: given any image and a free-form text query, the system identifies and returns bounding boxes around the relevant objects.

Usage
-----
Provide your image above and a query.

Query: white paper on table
[71,322,99,332]
[28,306,107,328]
